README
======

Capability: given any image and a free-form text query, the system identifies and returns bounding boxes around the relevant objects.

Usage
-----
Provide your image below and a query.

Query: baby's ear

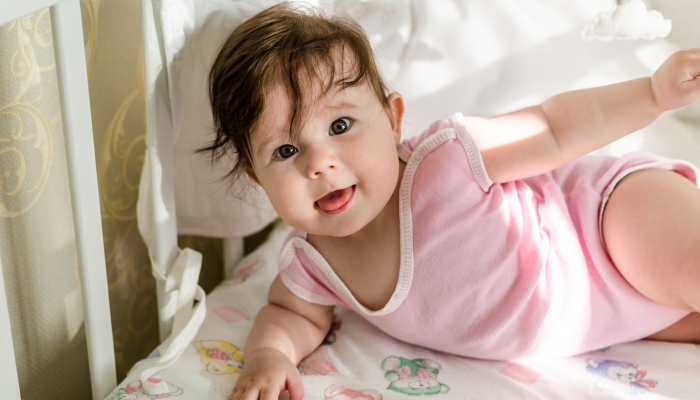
[386,92,404,142]
[245,168,260,185]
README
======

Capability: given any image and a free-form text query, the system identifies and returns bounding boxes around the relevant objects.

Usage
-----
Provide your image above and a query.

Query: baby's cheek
[267,187,316,230]
[270,195,305,222]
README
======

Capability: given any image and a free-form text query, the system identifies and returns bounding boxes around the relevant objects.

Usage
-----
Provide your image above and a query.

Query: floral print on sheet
[585,359,657,396]
[299,357,339,376]
[498,362,540,385]
[324,384,382,399]
[106,378,183,399]
[211,305,249,323]
[223,262,260,286]
[194,340,244,375]
[381,356,450,396]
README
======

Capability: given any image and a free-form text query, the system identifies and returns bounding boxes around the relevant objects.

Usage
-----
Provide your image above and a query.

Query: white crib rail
[51,2,117,397]
[0,255,21,400]
[0,1,117,399]
[0,0,59,26]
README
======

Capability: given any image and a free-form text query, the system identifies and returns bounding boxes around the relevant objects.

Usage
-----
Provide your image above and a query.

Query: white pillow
[159,0,700,237]
[159,0,278,237]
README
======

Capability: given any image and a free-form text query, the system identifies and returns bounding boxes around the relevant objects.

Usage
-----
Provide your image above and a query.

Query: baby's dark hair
[203,2,390,177]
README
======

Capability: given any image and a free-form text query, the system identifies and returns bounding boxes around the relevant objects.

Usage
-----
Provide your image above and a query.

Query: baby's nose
[306,145,338,178]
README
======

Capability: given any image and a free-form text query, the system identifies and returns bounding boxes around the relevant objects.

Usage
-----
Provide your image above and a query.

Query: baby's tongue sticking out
[316,187,353,211]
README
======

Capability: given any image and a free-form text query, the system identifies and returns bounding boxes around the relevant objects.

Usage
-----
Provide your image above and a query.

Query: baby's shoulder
[399,114,462,153]
[398,113,493,193]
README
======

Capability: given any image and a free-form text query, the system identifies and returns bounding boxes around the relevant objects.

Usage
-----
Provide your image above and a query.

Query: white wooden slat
[223,237,244,278]
[50,1,116,399]
[0,255,21,400]
[0,0,62,26]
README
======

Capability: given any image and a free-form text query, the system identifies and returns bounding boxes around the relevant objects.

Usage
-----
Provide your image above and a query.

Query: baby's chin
[284,211,372,238]
[294,219,367,238]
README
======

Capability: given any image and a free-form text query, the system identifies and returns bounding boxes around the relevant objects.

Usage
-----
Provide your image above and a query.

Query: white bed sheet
[108,221,700,400]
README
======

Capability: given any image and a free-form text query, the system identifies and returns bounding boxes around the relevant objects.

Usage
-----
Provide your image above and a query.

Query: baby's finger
[229,387,243,400]
[259,387,280,400]
[682,76,700,100]
[286,373,304,400]
[240,387,260,400]
[686,50,700,80]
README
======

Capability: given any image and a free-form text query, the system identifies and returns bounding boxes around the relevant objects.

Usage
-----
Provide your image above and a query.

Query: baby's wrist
[647,76,665,114]
[245,347,293,364]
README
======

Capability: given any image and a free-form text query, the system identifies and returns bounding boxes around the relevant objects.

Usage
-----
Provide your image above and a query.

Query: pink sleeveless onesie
[277,113,695,360]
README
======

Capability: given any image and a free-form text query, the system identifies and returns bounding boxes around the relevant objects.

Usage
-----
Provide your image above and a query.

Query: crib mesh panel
[0,9,92,399]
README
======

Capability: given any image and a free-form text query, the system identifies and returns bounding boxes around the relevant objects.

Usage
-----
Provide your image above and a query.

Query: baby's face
[248,81,403,237]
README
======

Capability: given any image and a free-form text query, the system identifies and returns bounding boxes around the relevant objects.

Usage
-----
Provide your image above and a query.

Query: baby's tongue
[316,187,352,211]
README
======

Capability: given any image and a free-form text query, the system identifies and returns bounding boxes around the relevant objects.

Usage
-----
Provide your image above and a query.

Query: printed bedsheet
[107,221,700,400]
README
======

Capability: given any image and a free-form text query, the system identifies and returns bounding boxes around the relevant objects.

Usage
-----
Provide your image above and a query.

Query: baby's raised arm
[465,49,700,183]
[229,275,334,400]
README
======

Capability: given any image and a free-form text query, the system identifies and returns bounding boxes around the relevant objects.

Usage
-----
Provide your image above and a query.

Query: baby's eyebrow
[327,101,358,111]
[255,132,281,158]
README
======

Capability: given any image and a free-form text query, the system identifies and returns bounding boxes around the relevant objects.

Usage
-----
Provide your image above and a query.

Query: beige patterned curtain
[0,0,224,397]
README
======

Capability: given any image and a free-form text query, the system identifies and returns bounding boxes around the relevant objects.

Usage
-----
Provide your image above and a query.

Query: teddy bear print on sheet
[323,384,383,400]
[105,378,183,399]
[381,356,450,396]
[585,359,658,396]
[194,340,244,375]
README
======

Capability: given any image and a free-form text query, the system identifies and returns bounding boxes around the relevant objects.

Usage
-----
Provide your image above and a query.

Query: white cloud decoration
[582,0,671,41]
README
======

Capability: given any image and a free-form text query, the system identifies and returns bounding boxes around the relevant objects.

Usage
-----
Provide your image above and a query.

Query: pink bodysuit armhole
[278,238,339,306]
[398,113,494,192]
[450,112,494,192]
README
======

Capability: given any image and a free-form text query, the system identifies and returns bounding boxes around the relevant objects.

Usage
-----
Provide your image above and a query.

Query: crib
[3,0,700,399]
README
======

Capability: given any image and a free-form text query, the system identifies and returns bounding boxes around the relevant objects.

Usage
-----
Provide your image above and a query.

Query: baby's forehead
[254,82,372,140]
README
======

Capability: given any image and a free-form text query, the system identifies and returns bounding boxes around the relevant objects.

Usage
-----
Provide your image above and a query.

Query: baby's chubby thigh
[601,167,700,316]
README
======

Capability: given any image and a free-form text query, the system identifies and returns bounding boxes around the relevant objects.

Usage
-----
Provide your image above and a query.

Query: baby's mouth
[316,185,356,215]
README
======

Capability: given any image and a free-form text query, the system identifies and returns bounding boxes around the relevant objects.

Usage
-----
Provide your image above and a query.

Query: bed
[110,0,700,398]
[111,220,700,400]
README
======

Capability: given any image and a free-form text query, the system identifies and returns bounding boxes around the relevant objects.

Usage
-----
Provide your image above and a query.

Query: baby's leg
[645,312,700,342]
[602,168,700,342]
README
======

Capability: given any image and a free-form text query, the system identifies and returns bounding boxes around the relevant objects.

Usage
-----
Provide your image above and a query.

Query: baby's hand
[229,348,304,400]
[651,49,700,111]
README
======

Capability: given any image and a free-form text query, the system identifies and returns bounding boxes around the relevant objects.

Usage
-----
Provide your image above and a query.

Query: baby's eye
[329,117,352,135]
[273,144,298,159]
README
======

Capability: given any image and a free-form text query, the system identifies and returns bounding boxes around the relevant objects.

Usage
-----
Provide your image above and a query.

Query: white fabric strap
[140,247,207,395]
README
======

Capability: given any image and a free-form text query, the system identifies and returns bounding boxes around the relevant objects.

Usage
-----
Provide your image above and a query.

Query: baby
[203,3,700,399]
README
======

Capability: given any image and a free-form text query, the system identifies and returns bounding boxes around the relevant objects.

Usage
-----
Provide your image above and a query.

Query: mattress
[106,221,700,399]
